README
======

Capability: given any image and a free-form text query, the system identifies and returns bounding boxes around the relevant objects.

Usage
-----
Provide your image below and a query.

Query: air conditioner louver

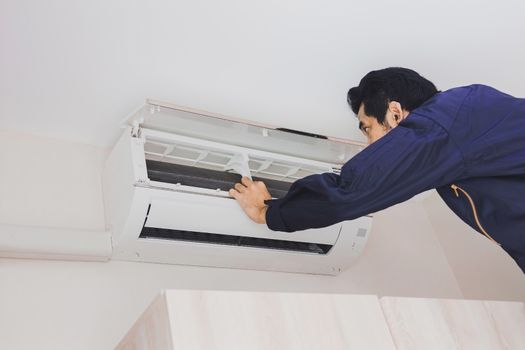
[140,227,332,254]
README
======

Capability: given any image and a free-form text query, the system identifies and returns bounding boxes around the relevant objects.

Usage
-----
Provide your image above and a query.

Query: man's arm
[231,113,465,232]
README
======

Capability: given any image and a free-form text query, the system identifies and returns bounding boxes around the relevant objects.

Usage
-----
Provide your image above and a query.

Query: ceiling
[1,0,524,147]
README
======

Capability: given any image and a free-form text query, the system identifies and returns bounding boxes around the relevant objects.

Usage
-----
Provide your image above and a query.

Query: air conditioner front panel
[134,100,364,165]
[112,188,372,275]
[143,194,341,245]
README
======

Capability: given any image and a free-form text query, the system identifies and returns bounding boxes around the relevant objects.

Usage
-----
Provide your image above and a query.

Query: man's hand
[229,177,272,224]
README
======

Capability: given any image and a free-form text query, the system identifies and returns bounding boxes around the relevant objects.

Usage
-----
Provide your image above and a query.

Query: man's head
[347,67,438,144]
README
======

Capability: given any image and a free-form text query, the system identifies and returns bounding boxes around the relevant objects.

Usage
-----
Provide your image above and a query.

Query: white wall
[0,131,106,230]
[0,131,523,350]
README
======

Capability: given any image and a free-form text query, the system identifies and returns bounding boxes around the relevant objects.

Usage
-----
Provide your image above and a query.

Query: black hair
[347,67,438,124]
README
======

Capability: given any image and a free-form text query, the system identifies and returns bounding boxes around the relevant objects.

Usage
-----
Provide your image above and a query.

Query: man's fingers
[241,176,252,187]
[234,183,246,193]
[228,189,239,198]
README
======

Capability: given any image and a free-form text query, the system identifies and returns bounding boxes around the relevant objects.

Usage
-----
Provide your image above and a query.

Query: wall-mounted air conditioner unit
[102,100,372,275]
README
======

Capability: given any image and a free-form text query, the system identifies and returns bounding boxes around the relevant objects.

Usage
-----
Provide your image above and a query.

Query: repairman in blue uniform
[229,67,525,274]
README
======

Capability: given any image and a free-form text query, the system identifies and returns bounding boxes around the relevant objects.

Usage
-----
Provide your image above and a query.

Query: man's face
[357,104,390,145]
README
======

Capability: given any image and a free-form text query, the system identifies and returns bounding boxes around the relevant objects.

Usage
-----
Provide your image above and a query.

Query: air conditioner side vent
[139,227,333,255]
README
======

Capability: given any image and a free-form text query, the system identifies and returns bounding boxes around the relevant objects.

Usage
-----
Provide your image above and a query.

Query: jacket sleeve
[264,113,466,232]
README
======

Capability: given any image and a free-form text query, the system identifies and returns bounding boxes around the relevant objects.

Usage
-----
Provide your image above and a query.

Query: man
[229,67,525,273]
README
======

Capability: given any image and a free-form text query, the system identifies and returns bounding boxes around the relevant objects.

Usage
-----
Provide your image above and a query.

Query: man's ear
[387,101,408,125]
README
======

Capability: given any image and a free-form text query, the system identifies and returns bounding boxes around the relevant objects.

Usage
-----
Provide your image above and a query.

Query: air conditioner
[102,100,372,275]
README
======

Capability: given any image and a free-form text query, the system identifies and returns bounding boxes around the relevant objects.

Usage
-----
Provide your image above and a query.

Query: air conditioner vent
[140,227,332,254]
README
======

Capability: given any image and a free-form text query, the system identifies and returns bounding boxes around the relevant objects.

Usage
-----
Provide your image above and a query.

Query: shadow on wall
[423,192,525,301]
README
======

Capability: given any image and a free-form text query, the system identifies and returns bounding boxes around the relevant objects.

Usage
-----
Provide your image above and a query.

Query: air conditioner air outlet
[139,227,332,254]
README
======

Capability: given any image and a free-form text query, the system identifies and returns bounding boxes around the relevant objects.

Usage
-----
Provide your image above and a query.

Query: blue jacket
[265,85,525,273]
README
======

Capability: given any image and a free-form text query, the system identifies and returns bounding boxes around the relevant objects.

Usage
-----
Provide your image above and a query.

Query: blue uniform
[265,85,525,273]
